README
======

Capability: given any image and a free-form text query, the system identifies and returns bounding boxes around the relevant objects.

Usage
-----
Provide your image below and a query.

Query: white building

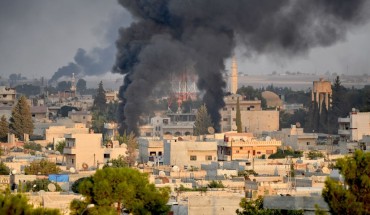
[338,110,370,142]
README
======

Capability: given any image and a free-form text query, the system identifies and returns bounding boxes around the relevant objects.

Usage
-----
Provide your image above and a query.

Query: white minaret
[230,56,238,94]
[71,73,76,92]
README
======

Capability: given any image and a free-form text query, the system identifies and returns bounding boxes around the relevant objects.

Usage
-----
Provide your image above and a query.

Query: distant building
[279,125,318,151]
[30,106,48,120]
[230,56,238,94]
[68,110,92,125]
[312,78,332,113]
[140,113,195,138]
[0,86,16,107]
[221,94,279,134]
[105,90,118,103]
[218,133,281,161]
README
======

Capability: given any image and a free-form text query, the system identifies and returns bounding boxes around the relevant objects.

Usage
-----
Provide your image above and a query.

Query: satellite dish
[231,125,237,131]
[47,183,56,192]
[265,136,271,141]
[207,127,215,134]
[172,165,180,172]
[69,167,76,173]
[296,122,301,128]
[11,170,17,175]
[159,171,166,177]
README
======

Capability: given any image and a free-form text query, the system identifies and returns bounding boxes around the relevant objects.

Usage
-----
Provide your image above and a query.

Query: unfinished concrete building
[312,78,332,113]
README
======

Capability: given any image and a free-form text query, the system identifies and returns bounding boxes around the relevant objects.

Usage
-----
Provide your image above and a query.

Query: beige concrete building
[312,78,332,113]
[163,138,218,169]
[338,110,370,142]
[45,124,89,145]
[0,86,16,107]
[138,138,164,164]
[140,114,194,137]
[63,133,127,171]
[31,106,48,120]
[221,94,279,134]
[279,125,318,151]
[68,110,92,125]
[218,133,281,161]
[105,90,118,103]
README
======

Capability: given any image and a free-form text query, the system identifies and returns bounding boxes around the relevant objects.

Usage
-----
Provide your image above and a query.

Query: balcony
[63,147,77,154]
[338,118,350,123]
[338,129,350,136]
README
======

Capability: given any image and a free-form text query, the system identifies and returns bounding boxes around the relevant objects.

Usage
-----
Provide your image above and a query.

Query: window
[257,152,261,155]
[266,150,273,154]
[240,147,243,150]
[158,152,162,156]
[223,107,227,111]
[307,142,310,145]
[223,118,228,122]
[233,118,236,122]
[205,155,212,161]
[145,132,151,137]
[104,154,110,159]
[236,150,239,153]
[232,107,235,111]
[190,155,197,161]
[71,158,74,164]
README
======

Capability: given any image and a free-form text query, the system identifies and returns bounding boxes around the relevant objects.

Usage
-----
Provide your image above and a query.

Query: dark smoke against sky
[49,11,129,83]
[113,0,370,134]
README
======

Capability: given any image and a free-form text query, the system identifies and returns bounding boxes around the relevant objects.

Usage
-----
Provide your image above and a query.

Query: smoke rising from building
[113,0,369,134]
[49,12,128,84]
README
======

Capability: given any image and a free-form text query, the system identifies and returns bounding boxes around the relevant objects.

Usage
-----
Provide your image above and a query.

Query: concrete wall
[188,195,242,215]
[264,196,329,214]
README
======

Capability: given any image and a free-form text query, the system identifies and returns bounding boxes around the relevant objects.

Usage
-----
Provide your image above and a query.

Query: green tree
[25,179,62,192]
[0,115,9,142]
[307,150,325,160]
[236,97,242,133]
[55,141,65,154]
[0,162,10,175]
[0,191,60,214]
[103,155,128,169]
[23,142,42,152]
[71,177,89,194]
[208,180,225,188]
[93,81,107,112]
[24,159,61,175]
[194,104,213,136]
[91,111,107,133]
[74,167,170,215]
[10,96,34,140]
[322,150,370,214]
[76,79,87,94]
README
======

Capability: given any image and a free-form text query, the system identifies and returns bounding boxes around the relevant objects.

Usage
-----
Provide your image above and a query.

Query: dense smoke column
[113,0,369,134]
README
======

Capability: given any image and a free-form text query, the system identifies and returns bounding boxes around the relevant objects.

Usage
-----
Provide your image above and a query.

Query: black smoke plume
[113,0,369,134]
[49,12,128,84]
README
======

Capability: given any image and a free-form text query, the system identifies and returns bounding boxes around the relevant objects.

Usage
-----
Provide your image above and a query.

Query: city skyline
[0,0,369,80]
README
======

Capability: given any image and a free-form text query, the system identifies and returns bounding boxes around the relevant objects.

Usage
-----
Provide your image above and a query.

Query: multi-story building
[44,124,89,144]
[140,113,195,138]
[279,125,318,151]
[0,86,16,107]
[338,110,370,142]
[220,94,279,134]
[138,138,164,164]
[218,133,281,161]
[63,133,127,171]
[163,138,218,169]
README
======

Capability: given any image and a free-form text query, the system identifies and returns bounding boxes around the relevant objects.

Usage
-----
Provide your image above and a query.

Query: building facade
[218,133,281,161]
